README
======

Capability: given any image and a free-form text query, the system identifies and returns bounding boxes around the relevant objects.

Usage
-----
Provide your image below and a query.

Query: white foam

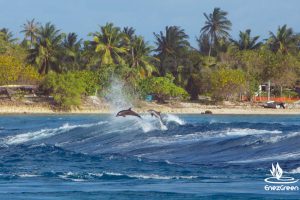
[103,172,124,176]
[138,120,156,133]
[228,152,300,163]
[18,174,40,178]
[128,174,197,180]
[262,132,300,144]
[225,128,282,136]
[164,114,185,125]
[98,171,197,180]
[289,167,300,174]
[159,120,168,131]
[28,143,47,148]
[4,122,106,145]
[165,160,174,165]
[144,128,290,146]
[58,172,85,182]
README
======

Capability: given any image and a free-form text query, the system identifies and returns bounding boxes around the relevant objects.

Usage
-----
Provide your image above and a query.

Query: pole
[268,80,271,101]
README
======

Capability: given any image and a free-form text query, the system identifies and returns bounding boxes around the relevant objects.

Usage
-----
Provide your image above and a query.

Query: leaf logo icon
[270,163,283,180]
[265,162,298,184]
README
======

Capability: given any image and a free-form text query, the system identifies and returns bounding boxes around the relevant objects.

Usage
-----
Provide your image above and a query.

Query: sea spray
[164,114,185,125]
[104,78,158,132]
[104,78,184,132]
[158,119,168,131]
[105,78,133,112]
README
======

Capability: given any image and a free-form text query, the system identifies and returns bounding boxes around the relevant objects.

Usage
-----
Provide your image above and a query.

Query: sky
[0,0,299,47]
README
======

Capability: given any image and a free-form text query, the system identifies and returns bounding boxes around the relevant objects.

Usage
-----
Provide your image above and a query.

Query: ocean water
[0,114,299,199]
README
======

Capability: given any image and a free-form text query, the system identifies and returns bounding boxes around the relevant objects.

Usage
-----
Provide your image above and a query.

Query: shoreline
[0,101,299,115]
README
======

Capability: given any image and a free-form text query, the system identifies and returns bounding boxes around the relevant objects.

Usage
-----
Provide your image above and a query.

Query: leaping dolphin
[116,108,142,119]
[148,109,163,121]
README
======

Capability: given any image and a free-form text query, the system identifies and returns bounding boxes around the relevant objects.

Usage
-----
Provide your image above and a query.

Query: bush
[210,68,246,101]
[0,55,41,85]
[139,74,189,102]
[73,70,100,95]
[40,72,85,110]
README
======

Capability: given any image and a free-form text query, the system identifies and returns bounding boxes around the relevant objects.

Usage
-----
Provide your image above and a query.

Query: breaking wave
[1,114,299,169]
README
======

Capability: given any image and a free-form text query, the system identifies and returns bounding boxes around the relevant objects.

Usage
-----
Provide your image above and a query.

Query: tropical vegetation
[1,7,300,109]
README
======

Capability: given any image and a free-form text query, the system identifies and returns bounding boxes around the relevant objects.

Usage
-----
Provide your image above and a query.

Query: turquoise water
[0,114,299,199]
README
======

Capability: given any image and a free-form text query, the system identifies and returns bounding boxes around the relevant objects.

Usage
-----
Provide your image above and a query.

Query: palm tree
[231,29,261,50]
[0,28,17,43]
[153,26,190,76]
[28,22,63,74]
[61,32,82,71]
[90,23,127,66]
[21,19,40,48]
[154,26,189,58]
[200,7,232,56]
[197,33,211,55]
[268,25,297,54]
[130,36,156,77]
[123,27,135,41]
[123,27,136,66]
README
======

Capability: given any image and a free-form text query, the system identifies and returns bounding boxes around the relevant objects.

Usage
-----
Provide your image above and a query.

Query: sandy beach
[0,99,299,115]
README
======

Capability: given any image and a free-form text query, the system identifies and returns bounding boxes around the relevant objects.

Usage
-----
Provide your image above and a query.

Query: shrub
[0,55,41,85]
[139,74,189,102]
[40,72,85,110]
[210,68,246,100]
[73,70,100,95]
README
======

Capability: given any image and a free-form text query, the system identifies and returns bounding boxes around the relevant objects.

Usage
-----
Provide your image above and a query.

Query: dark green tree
[0,28,17,43]
[153,26,190,77]
[61,32,82,71]
[268,25,297,54]
[90,23,127,66]
[28,22,63,74]
[21,19,40,48]
[231,29,261,50]
[200,7,232,56]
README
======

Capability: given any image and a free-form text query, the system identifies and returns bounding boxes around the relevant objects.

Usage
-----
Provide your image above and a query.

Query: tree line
[0,7,300,109]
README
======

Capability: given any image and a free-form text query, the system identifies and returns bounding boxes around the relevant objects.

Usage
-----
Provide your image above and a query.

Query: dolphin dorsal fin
[128,107,132,110]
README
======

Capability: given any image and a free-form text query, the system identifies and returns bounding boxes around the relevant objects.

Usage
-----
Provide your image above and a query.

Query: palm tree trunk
[45,59,49,74]
[131,47,135,67]
[208,36,213,57]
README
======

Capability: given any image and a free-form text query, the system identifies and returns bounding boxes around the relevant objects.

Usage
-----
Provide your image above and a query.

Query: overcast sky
[0,0,299,47]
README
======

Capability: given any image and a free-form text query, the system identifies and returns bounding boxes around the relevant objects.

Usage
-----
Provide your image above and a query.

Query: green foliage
[267,25,298,54]
[2,16,300,106]
[91,23,127,66]
[73,70,99,95]
[0,37,27,59]
[40,72,85,110]
[232,49,300,88]
[154,26,190,77]
[200,7,232,56]
[210,68,246,100]
[282,90,299,98]
[28,22,63,74]
[139,74,189,102]
[0,28,17,43]
[61,32,82,71]
[21,19,40,48]
[230,29,262,50]
[0,55,41,85]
